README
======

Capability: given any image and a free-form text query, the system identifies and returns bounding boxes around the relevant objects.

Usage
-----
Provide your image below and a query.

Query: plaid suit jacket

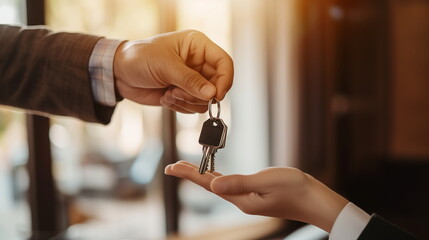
[0,24,115,124]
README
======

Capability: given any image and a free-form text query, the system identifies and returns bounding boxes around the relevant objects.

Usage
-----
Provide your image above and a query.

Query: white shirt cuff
[89,38,124,106]
[329,202,371,240]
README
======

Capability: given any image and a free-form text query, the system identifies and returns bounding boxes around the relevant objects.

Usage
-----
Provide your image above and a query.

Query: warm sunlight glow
[176,129,201,155]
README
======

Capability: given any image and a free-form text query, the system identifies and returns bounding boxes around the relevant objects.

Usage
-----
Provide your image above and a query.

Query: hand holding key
[114,30,234,114]
[198,98,228,174]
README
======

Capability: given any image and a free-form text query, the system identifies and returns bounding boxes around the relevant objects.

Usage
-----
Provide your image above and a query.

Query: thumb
[211,175,261,195]
[170,64,216,101]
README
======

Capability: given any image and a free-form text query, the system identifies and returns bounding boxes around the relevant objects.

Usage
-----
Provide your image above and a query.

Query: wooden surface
[166,218,285,240]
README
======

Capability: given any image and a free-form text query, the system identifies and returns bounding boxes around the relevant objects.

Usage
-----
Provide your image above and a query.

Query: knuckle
[185,29,204,38]
[198,108,208,114]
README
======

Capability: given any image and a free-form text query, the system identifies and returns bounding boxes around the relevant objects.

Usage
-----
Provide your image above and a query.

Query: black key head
[198,118,226,147]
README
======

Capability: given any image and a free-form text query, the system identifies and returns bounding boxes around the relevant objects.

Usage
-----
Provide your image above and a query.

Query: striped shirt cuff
[329,202,371,240]
[89,38,124,106]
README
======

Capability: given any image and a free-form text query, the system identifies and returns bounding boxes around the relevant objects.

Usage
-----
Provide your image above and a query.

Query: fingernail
[164,164,173,174]
[217,90,227,101]
[200,84,216,99]
[172,91,185,101]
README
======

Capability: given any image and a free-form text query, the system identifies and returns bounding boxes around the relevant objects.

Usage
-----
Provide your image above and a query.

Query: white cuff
[89,38,124,106]
[329,202,371,240]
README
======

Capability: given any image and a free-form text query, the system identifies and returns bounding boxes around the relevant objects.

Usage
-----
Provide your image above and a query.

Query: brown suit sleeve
[0,24,115,124]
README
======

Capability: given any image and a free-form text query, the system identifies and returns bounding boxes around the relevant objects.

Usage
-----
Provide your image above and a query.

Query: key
[198,117,227,173]
[208,122,228,172]
[208,150,216,173]
[199,146,211,174]
[198,99,228,174]
[199,118,226,148]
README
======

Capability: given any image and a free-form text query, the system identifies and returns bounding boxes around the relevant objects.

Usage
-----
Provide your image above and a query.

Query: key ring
[208,98,220,119]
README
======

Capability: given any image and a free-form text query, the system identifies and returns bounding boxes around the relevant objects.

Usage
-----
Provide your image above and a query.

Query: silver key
[199,146,214,174]
[198,99,228,174]
[209,122,228,173]
[208,149,217,172]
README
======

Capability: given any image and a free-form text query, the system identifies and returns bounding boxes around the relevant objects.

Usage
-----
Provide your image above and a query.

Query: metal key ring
[208,98,220,119]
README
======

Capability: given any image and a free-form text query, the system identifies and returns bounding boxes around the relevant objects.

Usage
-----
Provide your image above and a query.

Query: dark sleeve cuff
[358,214,419,240]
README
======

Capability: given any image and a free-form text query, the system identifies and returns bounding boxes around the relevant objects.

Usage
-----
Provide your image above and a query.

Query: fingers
[168,63,217,101]
[171,88,208,105]
[175,161,223,177]
[117,83,166,106]
[161,90,208,113]
[118,84,207,114]
[203,40,234,101]
[164,161,261,214]
[164,161,221,191]
[160,99,194,114]
[165,161,264,196]
[214,65,233,101]
[210,173,266,195]
[175,30,233,101]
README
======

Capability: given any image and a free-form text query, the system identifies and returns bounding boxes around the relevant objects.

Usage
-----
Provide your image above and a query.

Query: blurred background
[0,0,428,239]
